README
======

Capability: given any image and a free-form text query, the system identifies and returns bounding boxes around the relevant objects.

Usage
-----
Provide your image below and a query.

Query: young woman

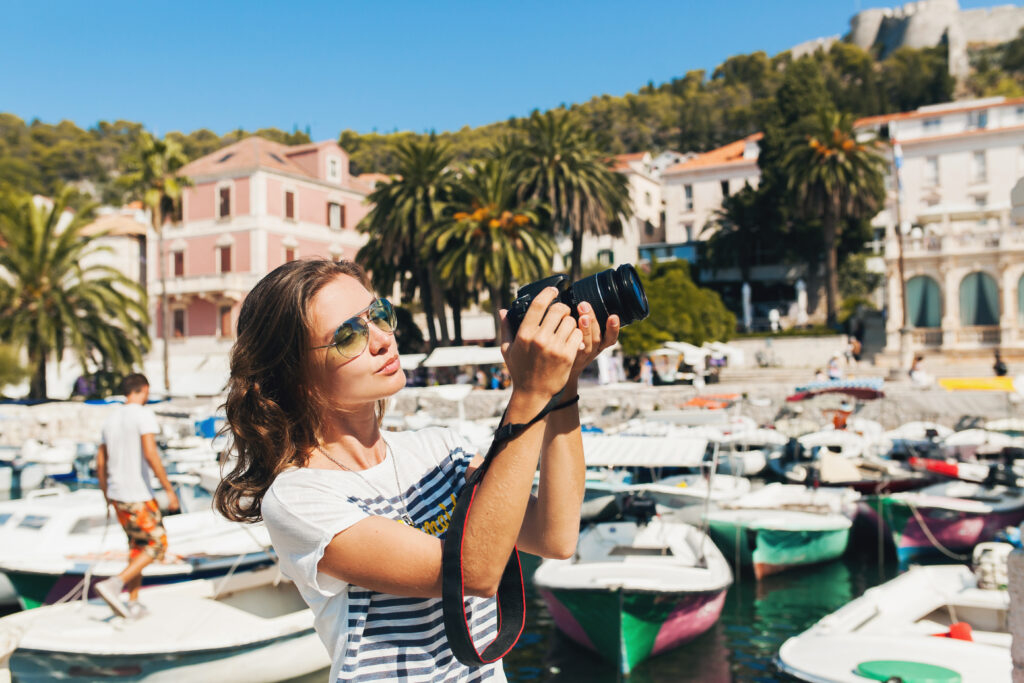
[213,259,617,682]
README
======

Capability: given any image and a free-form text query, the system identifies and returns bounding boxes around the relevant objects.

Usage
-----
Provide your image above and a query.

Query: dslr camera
[506,264,650,338]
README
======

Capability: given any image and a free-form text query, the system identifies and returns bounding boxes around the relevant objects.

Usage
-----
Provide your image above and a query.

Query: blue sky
[1,0,1013,139]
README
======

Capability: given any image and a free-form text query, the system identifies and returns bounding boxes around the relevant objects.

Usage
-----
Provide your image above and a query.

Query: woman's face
[307,274,406,407]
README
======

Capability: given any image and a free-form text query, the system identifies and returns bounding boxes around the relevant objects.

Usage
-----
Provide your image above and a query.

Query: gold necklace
[315,442,415,525]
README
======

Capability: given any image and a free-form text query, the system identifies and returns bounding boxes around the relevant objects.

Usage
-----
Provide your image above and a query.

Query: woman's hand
[569,302,620,385]
[499,287,583,401]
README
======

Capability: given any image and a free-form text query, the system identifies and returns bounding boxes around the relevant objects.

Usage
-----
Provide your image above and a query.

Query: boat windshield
[0,513,10,527]
[17,515,48,530]
[70,516,115,534]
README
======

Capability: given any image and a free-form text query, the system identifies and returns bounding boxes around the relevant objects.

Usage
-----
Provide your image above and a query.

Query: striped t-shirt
[262,427,505,683]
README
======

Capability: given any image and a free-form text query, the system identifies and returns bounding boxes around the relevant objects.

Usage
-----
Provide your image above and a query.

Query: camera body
[506,264,650,338]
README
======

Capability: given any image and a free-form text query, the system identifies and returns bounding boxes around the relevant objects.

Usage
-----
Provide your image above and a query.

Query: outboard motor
[621,495,657,526]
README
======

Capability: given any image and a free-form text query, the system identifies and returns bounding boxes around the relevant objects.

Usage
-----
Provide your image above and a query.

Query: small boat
[704,508,851,579]
[777,560,1010,683]
[768,449,932,494]
[0,487,275,609]
[534,511,732,676]
[721,482,861,521]
[864,480,1024,563]
[634,473,752,511]
[2,566,330,683]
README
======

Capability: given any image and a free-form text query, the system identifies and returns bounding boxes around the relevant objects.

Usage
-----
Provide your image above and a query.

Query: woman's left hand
[569,302,619,383]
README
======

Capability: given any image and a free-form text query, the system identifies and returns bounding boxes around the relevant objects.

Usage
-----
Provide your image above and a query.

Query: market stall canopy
[786,378,885,402]
[663,341,709,366]
[702,341,744,366]
[582,434,708,468]
[421,345,505,368]
[937,376,1023,393]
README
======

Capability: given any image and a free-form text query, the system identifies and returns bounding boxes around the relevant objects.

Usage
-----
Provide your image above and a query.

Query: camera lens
[568,264,649,331]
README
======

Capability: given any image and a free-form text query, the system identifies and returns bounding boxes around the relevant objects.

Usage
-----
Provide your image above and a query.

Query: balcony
[159,273,259,300]
[956,326,1001,346]
[911,329,943,347]
[896,228,1024,257]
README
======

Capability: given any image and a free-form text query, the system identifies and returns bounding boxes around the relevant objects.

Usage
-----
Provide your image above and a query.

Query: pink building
[148,137,371,391]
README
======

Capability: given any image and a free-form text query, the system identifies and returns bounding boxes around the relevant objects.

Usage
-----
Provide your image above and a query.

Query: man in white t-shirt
[93,374,179,618]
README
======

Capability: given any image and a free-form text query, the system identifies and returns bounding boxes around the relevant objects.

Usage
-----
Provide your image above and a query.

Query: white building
[856,96,1024,358]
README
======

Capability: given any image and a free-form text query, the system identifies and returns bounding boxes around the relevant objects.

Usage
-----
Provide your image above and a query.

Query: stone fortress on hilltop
[849,0,1024,77]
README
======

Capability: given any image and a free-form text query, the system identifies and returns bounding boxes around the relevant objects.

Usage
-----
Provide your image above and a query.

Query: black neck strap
[442,393,579,667]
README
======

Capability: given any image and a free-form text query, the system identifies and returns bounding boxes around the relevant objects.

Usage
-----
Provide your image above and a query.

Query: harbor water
[504,550,902,683]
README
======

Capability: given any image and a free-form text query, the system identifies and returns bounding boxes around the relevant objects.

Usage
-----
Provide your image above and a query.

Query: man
[94,373,179,618]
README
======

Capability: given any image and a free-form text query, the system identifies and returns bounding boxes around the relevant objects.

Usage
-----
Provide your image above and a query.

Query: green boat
[705,508,851,579]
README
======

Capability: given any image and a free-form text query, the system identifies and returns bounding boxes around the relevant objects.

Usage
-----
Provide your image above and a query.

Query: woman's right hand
[499,287,583,400]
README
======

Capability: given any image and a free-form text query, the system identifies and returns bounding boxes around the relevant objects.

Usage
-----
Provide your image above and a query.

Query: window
[18,515,48,530]
[285,191,295,220]
[683,185,693,211]
[596,249,614,266]
[173,251,184,277]
[173,309,186,338]
[1017,106,1024,123]
[219,245,232,273]
[219,306,233,338]
[684,223,694,242]
[923,118,941,133]
[328,202,345,229]
[328,157,340,182]
[924,157,939,186]
[285,247,296,262]
[968,109,988,130]
[644,220,655,236]
[0,513,11,527]
[70,517,111,534]
[974,194,987,208]
[972,151,987,183]
[218,187,231,218]
[720,180,730,197]
[644,191,652,206]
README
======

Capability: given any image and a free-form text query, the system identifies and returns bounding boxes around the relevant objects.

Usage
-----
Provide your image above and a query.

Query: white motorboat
[777,561,1010,683]
[798,430,869,459]
[634,473,752,511]
[0,486,274,609]
[721,483,861,521]
[534,515,732,676]
[1,566,329,683]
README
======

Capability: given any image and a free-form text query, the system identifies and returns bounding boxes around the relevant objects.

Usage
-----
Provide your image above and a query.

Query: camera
[506,264,650,338]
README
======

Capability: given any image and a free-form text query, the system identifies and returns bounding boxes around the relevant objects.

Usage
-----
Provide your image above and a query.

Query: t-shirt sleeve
[137,407,159,436]
[261,475,369,599]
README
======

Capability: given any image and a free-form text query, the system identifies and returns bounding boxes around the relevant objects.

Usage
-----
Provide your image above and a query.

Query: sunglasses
[312,298,397,358]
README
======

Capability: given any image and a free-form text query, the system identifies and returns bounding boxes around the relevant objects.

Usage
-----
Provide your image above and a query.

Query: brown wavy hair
[213,258,385,522]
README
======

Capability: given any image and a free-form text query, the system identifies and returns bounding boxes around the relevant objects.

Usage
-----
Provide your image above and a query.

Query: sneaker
[94,577,129,618]
[125,600,149,620]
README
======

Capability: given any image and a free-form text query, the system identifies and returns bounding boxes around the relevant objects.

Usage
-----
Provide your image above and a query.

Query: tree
[425,157,556,338]
[617,260,734,356]
[781,109,886,326]
[0,190,150,399]
[514,109,632,282]
[356,135,454,348]
[119,131,189,394]
[702,183,782,284]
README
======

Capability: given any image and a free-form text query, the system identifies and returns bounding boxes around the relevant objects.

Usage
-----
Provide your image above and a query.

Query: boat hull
[6,553,275,609]
[10,630,327,683]
[539,586,727,676]
[707,520,850,579]
[874,496,1024,563]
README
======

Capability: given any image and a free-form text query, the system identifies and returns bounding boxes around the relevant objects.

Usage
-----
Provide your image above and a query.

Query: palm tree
[356,134,454,347]
[425,158,556,337]
[119,132,189,393]
[702,183,778,286]
[514,109,632,282]
[782,109,885,326]
[0,189,150,399]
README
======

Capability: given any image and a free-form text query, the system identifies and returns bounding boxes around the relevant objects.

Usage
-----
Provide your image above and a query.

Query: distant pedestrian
[94,373,179,619]
[827,355,842,381]
[640,356,654,386]
[994,350,1008,377]
[909,355,932,386]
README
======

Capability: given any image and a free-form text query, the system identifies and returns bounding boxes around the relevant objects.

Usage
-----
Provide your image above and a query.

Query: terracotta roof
[357,172,394,186]
[855,97,1024,128]
[663,134,762,174]
[611,152,650,172]
[80,214,148,237]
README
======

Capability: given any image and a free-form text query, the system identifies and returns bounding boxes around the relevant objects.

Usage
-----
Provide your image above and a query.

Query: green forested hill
[4,32,1024,198]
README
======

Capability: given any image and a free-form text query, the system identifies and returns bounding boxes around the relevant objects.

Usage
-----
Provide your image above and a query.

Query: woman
[213,259,617,682]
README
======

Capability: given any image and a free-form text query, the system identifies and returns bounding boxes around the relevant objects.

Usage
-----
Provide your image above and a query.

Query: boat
[0,486,275,609]
[777,559,1010,682]
[863,480,1024,563]
[1,566,330,682]
[635,472,752,511]
[533,509,732,676]
[704,508,851,579]
[720,482,860,521]
[768,448,932,494]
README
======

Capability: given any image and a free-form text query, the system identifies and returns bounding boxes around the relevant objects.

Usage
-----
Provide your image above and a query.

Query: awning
[938,376,1021,392]
[421,345,505,368]
[399,353,427,370]
[582,434,708,468]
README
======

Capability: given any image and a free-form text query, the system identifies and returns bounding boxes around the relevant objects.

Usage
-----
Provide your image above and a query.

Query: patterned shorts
[112,499,168,561]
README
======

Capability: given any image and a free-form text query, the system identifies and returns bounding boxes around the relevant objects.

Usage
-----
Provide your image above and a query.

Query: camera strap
[442,393,580,667]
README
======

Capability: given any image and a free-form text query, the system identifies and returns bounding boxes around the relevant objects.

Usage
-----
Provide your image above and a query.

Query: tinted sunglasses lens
[333,318,368,357]
[369,299,397,333]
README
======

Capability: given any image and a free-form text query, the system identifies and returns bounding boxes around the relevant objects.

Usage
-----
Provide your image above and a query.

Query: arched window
[959,271,999,327]
[905,276,941,328]
[1018,275,1024,322]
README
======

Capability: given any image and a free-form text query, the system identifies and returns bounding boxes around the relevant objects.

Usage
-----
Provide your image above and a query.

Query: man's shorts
[112,499,168,561]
